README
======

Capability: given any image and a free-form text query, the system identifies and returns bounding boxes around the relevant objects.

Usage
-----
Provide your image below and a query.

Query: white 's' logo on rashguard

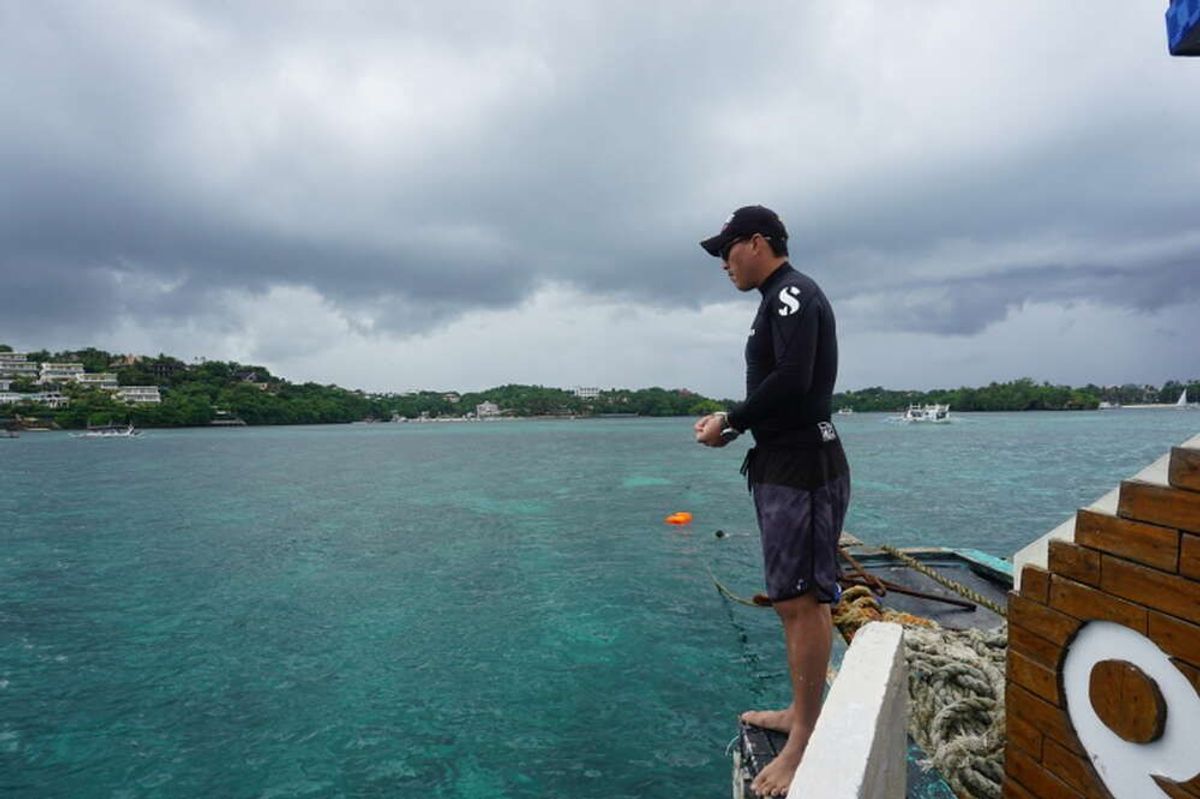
[777,286,802,316]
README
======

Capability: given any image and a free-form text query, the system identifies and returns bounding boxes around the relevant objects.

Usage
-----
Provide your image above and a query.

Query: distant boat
[210,408,246,426]
[70,423,142,439]
[901,404,951,423]
[836,407,854,416]
[1097,401,1121,410]
[1122,389,1196,410]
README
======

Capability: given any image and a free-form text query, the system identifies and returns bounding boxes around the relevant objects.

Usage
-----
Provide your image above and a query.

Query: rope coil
[834,587,1006,799]
[905,624,1007,799]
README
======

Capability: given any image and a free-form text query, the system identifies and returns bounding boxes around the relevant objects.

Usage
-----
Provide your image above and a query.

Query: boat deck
[732,545,1012,799]
[840,546,1010,632]
[735,724,958,799]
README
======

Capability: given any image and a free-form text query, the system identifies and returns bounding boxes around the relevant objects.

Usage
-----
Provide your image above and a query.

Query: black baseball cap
[700,205,788,257]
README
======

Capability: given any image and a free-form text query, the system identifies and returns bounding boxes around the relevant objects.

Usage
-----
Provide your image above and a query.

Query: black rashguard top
[726,263,838,445]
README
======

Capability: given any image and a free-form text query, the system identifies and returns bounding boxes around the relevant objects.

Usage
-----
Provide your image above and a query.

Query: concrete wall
[788,621,907,799]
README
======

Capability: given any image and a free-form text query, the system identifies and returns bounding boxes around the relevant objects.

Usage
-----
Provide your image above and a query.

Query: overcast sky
[2,2,1197,398]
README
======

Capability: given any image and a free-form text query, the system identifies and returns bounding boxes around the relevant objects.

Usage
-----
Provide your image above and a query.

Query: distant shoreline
[3,346,1195,427]
[15,406,1199,435]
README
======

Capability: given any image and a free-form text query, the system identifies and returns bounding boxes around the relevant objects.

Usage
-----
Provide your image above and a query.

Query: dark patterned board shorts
[749,441,851,604]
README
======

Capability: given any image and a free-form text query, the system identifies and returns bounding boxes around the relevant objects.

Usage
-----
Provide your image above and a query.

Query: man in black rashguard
[694,205,850,798]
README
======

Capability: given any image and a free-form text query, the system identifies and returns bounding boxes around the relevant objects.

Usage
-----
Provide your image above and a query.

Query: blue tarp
[1167,0,1200,55]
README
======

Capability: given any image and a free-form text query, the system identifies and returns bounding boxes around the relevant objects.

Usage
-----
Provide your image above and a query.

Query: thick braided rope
[831,587,1007,799]
[904,624,1008,799]
[832,585,938,638]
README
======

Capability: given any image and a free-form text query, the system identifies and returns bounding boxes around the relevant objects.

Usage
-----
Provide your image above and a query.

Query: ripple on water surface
[0,413,1196,796]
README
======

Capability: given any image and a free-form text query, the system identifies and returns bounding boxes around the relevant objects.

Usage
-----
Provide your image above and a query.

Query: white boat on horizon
[1177,388,1196,409]
[900,403,951,423]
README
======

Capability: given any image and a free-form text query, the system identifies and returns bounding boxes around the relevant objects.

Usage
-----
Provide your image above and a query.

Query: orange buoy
[665,511,693,525]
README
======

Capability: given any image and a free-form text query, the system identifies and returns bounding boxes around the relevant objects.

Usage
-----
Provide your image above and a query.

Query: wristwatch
[715,412,741,442]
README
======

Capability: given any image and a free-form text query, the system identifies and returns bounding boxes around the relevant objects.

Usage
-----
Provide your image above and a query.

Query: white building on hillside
[573,386,601,400]
[40,362,85,383]
[32,391,70,409]
[115,386,161,404]
[0,391,70,408]
[0,354,39,379]
[75,373,119,390]
[476,401,501,418]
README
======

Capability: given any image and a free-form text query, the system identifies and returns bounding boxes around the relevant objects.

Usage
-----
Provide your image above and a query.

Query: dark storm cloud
[775,103,1200,336]
[1,0,741,340]
[1,2,1197,349]
[844,259,1200,337]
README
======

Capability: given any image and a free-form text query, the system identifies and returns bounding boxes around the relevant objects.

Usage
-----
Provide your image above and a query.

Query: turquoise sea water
[2,411,1197,797]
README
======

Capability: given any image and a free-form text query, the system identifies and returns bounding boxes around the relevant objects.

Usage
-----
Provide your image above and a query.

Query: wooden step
[1170,445,1200,493]
[1074,509,1179,572]
[1118,480,1200,534]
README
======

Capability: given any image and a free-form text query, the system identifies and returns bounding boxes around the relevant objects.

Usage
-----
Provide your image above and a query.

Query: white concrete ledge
[788,622,907,799]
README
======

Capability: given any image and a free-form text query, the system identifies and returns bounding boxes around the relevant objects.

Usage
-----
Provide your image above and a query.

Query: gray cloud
[841,258,1199,337]
[1,2,1197,387]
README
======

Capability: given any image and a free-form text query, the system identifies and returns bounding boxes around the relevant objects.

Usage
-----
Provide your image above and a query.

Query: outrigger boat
[722,535,1012,799]
[900,404,951,423]
[69,422,142,439]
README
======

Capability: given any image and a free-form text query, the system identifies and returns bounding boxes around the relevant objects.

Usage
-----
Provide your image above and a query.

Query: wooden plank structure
[1005,433,1200,798]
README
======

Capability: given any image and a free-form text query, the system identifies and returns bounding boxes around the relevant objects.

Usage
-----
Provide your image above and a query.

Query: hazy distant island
[1,344,1196,429]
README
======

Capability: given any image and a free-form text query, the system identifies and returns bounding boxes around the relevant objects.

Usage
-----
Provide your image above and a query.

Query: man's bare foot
[750,743,804,797]
[740,705,794,733]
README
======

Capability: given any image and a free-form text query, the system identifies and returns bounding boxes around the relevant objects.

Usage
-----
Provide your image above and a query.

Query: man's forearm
[727,362,815,431]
